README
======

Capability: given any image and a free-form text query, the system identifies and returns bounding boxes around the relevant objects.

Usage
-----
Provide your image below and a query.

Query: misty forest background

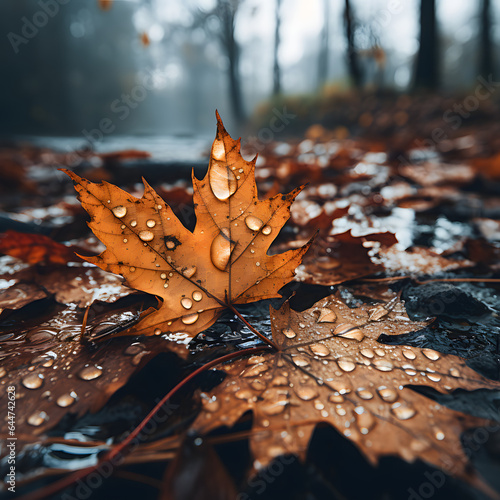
[0,0,499,143]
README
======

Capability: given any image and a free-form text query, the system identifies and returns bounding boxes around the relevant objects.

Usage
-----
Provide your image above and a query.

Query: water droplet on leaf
[235,389,253,400]
[292,355,310,367]
[181,298,193,309]
[372,359,393,372]
[377,386,398,403]
[282,328,296,339]
[294,385,319,400]
[356,388,374,400]
[422,349,440,361]
[183,266,197,278]
[334,323,364,341]
[337,358,356,372]
[317,308,337,323]
[391,403,416,420]
[57,392,77,407]
[310,343,330,357]
[243,363,270,377]
[356,408,375,434]
[403,364,417,376]
[210,228,235,271]
[22,373,44,389]
[79,365,103,381]
[181,312,199,324]
[435,429,445,440]
[360,348,374,359]
[27,411,48,427]
[245,215,263,231]
[201,394,220,412]
[212,139,225,160]
[402,349,416,360]
[139,230,154,242]
[209,161,237,200]
[112,206,127,218]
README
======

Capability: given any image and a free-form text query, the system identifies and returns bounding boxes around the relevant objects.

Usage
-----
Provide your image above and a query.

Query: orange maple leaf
[191,294,500,498]
[63,112,312,340]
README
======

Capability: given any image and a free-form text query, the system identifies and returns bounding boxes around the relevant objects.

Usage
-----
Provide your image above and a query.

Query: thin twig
[416,277,500,284]
[18,346,271,500]
[228,304,280,350]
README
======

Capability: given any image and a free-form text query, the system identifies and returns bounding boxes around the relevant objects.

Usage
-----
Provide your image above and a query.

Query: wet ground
[1,129,500,499]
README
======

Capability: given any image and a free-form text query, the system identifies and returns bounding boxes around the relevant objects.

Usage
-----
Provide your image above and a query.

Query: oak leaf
[191,294,500,496]
[63,112,311,340]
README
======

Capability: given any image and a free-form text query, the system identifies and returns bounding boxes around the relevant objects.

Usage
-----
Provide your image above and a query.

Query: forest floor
[1,95,500,500]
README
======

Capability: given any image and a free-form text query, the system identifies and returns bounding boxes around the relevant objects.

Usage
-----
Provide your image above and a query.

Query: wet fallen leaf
[466,238,500,272]
[399,161,476,187]
[63,112,311,340]
[0,298,186,441]
[97,0,113,11]
[0,282,47,312]
[472,153,500,180]
[0,239,132,310]
[377,245,473,275]
[39,266,132,308]
[191,295,500,496]
[160,436,238,500]
[0,230,83,265]
[294,231,397,285]
[140,32,150,47]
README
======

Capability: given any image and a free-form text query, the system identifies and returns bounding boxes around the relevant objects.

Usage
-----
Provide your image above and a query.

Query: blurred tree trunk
[317,0,330,89]
[480,0,495,77]
[344,0,361,87]
[414,0,438,89]
[218,0,245,123]
[273,0,282,96]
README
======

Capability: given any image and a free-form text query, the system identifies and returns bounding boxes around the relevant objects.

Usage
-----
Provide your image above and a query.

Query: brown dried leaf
[160,437,238,500]
[0,231,83,265]
[40,266,132,308]
[191,295,500,496]
[0,299,185,440]
[0,255,132,310]
[399,161,476,187]
[377,245,473,275]
[97,0,113,11]
[294,231,397,285]
[63,112,311,340]
[0,282,47,312]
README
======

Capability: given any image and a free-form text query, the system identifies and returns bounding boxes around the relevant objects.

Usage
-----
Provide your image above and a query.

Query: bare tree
[273,0,282,96]
[193,0,245,123]
[217,0,245,122]
[479,0,495,78]
[344,0,361,87]
[317,0,330,89]
[414,0,438,89]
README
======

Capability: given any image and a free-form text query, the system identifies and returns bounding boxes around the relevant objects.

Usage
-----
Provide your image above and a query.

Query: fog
[0,0,498,138]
